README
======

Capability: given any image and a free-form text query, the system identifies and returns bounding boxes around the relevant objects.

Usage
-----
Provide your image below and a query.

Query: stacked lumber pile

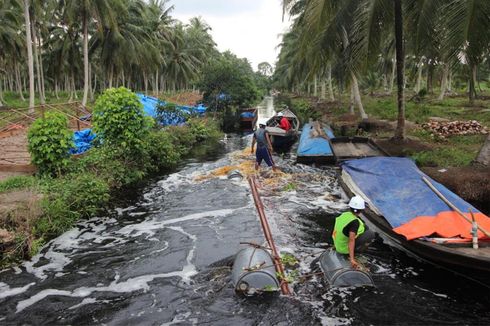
[423,120,488,138]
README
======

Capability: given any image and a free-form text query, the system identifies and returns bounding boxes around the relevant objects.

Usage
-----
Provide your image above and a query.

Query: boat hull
[339,177,490,286]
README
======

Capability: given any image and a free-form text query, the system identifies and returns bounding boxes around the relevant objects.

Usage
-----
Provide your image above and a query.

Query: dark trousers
[355,229,375,252]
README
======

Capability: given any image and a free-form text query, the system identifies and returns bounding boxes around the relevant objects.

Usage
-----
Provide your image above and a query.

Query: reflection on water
[0,134,489,325]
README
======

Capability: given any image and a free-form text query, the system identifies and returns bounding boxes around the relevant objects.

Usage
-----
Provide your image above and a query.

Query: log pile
[423,120,488,138]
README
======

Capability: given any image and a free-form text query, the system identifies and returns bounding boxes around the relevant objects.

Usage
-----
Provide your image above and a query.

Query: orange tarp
[393,211,490,241]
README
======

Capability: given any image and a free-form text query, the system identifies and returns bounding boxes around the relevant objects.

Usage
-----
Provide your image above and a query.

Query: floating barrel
[319,249,374,288]
[231,245,280,296]
[227,169,243,180]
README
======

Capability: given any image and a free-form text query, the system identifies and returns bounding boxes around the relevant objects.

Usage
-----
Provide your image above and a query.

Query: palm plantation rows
[0,0,218,109]
[275,0,490,139]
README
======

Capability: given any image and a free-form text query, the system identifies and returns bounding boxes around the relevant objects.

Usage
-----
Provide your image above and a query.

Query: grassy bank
[0,89,222,268]
[280,91,489,168]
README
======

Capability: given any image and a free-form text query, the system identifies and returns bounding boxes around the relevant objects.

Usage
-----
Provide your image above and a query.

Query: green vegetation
[27,111,74,175]
[1,89,222,268]
[0,176,38,193]
[92,87,152,155]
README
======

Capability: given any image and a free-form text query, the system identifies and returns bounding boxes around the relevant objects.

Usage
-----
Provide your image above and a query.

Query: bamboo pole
[422,176,490,238]
[248,176,291,295]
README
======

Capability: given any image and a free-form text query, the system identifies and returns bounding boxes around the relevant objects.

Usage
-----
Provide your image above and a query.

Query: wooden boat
[330,137,389,163]
[265,109,300,153]
[340,157,490,286]
[297,122,335,164]
[239,108,257,131]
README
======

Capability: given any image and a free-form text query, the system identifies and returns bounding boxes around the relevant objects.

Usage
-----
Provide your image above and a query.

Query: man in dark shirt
[251,119,277,171]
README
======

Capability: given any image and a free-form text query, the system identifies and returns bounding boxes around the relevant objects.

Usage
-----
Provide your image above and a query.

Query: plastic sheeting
[297,123,335,157]
[342,157,490,240]
[137,94,207,125]
[240,112,255,119]
[70,128,95,154]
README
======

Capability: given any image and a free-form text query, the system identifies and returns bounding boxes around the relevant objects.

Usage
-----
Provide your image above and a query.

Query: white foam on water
[116,209,237,239]
[68,297,98,310]
[413,285,449,299]
[0,282,35,299]
[16,226,199,313]
[13,266,22,274]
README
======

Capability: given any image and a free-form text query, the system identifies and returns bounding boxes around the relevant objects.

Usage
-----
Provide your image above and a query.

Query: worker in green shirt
[332,195,374,269]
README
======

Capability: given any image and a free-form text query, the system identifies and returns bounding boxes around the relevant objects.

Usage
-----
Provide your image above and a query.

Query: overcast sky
[170,0,291,71]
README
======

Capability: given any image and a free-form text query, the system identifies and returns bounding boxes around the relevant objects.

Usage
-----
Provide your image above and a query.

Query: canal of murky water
[1,133,489,325]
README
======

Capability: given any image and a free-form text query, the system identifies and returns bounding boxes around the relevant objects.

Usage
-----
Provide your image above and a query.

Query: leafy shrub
[187,118,223,142]
[92,87,152,155]
[166,125,197,155]
[34,173,110,238]
[144,131,181,171]
[27,111,74,175]
[291,98,320,124]
[72,146,145,189]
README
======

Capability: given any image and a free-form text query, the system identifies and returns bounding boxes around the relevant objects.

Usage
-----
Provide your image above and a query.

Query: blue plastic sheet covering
[341,157,482,228]
[297,123,335,157]
[240,112,255,118]
[137,94,207,126]
[70,128,95,155]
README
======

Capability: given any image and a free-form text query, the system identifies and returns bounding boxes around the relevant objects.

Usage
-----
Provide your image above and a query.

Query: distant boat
[239,108,257,131]
[265,109,300,153]
[297,122,335,164]
[340,157,490,285]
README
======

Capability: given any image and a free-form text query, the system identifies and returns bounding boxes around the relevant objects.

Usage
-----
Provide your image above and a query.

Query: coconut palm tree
[23,0,35,110]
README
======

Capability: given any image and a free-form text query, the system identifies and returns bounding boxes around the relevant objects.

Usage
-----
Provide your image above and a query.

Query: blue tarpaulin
[341,157,482,229]
[137,94,207,126]
[240,112,255,119]
[297,123,335,157]
[70,128,95,154]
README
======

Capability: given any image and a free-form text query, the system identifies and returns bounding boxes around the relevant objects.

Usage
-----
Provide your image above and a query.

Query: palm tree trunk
[23,0,35,111]
[72,75,78,99]
[328,64,335,101]
[393,0,405,140]
[32,22,45,104]
[349,84,355,114]
[320,79,326,99]
[313,75,318,97]
[0,78,4,106]
[144,72,148,94]
[469,63,477,104]
[414,59,423,93]
[350,71,368,119]
[82,15,89,106]
[55,77,59,99]
[438,63,449,101]
[155,70,159,96]
[388,57,396,95]
[447,69,452,93]
[108,65,114,89]
[15,61,26,101]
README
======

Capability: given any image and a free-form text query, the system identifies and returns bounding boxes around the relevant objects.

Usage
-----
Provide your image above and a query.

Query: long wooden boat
[330,137,389,163]
[266,109,300,153]
[297,122,335,164]
[239,108,257,131]
[340,157,490,286]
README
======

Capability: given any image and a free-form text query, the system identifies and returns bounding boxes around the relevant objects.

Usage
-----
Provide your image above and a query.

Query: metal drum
[319,248,374,288]
[231,245,280,296]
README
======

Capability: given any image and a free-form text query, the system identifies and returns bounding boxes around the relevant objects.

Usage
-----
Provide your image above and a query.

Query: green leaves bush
[92,87,152,154]
[144,131,181,172]
[27,111,74,176]
[34,173,110,238]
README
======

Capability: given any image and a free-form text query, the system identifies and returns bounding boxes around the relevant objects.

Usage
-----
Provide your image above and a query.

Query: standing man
[332,196,374,269]
[277,112,291,131]
[251,119,277,171]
